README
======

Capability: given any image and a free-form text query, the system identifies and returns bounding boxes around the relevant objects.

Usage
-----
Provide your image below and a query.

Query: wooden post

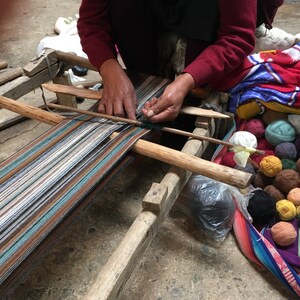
[52,71,77,108]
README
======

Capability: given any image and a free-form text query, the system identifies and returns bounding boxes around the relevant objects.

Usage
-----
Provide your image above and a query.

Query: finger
[124,97,137,120]
[148,110,178,123]
[98,100,106,113]
[113,101,125,117]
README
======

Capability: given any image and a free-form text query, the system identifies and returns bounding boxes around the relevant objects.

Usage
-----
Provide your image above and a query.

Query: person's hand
[99,59,137,120]
[142,73,195,123]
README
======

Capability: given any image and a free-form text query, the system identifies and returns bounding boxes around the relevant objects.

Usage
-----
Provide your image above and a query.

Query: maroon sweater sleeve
[183,0,257,91]
[77,0,117,70]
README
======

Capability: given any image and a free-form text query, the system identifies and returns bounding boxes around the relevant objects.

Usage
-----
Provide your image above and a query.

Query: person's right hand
[99,59,137,120]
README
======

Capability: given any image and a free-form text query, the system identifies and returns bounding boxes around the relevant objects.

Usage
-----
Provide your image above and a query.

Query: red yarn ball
[244,118,266,140]
[257,138,275,151]
[251,150,275,167]
[220,151,236,168]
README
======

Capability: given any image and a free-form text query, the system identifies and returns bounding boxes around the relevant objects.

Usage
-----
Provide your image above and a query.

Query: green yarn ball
[265,120,296,146]
[281,158,297,170]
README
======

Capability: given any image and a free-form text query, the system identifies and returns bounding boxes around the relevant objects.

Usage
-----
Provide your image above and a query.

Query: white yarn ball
[229,131,257,148]
[288,114,300,134]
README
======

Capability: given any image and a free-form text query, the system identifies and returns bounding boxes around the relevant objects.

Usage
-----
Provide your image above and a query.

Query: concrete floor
[1,1,300,299]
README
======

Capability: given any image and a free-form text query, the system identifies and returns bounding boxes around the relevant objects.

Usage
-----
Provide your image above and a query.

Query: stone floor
[1,1,300,299]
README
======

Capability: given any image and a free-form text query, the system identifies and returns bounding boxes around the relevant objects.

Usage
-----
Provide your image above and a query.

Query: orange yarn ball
[287,188,300,206]
[259,155,282,177]
[271,221,297,246]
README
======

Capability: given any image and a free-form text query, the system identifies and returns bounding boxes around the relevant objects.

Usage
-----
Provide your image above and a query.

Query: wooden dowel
[111,132,252,188]
[47,102,264,154]
[0,96,64,125]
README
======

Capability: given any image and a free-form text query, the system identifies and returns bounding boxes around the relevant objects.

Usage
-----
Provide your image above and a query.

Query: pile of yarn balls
[220,115,300,247]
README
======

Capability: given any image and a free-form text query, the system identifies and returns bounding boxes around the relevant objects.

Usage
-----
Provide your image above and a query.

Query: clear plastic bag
[177,174,236,242]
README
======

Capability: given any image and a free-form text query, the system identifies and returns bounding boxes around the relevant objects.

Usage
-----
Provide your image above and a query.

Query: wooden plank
[42,83,103,100]
[0,63,59,99]
[0,67,23,86]
[23,49,57,77]
[85,121,213,300]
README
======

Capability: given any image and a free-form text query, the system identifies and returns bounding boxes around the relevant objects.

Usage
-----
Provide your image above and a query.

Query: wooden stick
[0,67,23,86]
[0,60,8,70]
[113,132,252,188]
[42,82,229,119]
[0,96,64,126]
[47,102,264,154]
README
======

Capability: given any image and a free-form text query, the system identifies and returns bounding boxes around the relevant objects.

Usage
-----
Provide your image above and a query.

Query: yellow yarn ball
[259,155,282,177]
[276,199,297,221]
[297,205,300,217]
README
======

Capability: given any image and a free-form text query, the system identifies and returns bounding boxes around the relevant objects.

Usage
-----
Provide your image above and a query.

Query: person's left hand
[142,73,195,123]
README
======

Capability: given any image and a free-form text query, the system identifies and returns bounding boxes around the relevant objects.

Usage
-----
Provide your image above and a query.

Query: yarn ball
[275,142,297,160]
[294,136,300,159]
[281,159,297,170]
[244,118,266,140]
[287,188,300,206]
[274,169,300,194]
[253,171,274,189]
[297,206,300,221]
[297,159,300,173]
[265,120,297,146]
[251,150,275,167]
[257,138,275,151]
[264,185,285,202]
[229,131,257,148]
[247,190,276,226]
[259,155,282,177]
[276,199,297,221]
[288,114,300,134]
[262,109,288,125]
[271,221,297,246]
[220,151,236,168]
[234,163,256,176]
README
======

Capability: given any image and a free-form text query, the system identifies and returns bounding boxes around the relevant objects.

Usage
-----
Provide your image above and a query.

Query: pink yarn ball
[220,151,236,168]
[244,118,266,140]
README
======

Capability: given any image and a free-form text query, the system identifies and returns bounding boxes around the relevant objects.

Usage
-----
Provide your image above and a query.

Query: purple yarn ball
[275,142,297,160]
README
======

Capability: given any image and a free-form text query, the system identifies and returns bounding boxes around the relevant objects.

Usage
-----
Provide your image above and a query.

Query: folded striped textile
[226,42,300,115]
[0,72,170,284]
[233,208,300,298]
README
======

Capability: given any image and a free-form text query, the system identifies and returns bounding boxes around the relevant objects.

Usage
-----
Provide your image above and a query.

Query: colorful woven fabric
[0,73,170,284]
[227,43,300,115]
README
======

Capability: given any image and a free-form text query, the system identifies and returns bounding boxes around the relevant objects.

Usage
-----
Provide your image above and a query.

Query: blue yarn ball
[265,120,297,146]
